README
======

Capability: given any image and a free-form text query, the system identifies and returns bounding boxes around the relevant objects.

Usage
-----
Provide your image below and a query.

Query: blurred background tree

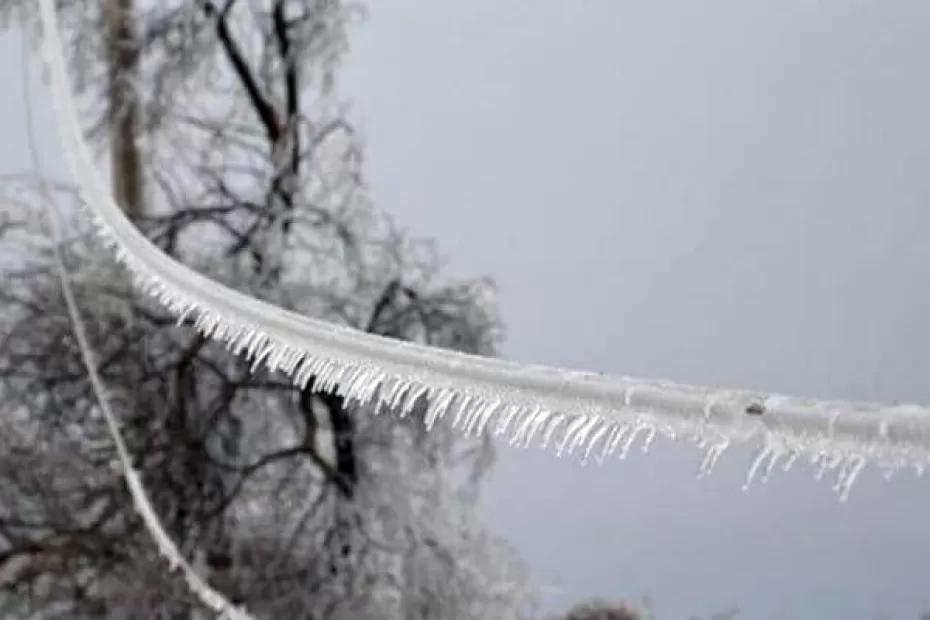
[559,600,642,620]
[0,1,532,617]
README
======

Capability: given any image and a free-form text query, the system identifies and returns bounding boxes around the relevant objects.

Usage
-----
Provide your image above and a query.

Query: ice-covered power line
[37,0,930,501]
[32,4,255,617]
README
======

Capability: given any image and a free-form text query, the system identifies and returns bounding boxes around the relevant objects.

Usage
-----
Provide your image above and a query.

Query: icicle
[540,413,567,449]
[814,452,843,481]
[454,396,478,434]
[494,404,522,438]
[759,447,781,484]
[232,327,256,357]
[281,349,304,375]
[519,407,547,446]
[603,424,630,459]
[343,365,372,402]
[400,383,429,417]
[835,455,866,502]
[294,357,315,389]
[640,426,657,454]
[569,415,601,457]
[450,394,474,429]
[358,369,385,405]
[696,441,726,480]
[813,453,830,481]
[424,388,456,430]
[377,376,402,411]
[618,424,644,460]
[743,445,772,492]
[245,332,266,360]
[582,423,611,465]
[556,415,588,457]
[510,406,542,447]
[472,399,502,437]
[781,450,801,471]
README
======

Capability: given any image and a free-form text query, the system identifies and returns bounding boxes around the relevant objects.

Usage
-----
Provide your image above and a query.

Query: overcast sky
[4,1,930,617]
[339,1,930,618]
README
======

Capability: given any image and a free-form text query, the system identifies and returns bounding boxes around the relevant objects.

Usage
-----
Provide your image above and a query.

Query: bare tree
[560,600,642,620]
[0,1,531,617]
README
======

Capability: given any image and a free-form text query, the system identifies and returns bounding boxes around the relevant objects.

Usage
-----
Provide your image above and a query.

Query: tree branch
[201,0,280,145]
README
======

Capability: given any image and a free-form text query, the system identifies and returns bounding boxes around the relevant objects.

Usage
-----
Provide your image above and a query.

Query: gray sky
[339,1,930,618]
[4,1,930,617]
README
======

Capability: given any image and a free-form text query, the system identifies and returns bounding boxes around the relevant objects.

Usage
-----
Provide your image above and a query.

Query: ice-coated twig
[30,5,254,618]
[37,0,930,500]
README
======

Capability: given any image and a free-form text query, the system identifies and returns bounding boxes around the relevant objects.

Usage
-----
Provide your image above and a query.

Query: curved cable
[28,9,255,619]
[37,0,930,499]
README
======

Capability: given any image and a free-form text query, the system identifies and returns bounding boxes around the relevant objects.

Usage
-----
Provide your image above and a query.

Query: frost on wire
[38,1,255,617]
[39,0,930,503]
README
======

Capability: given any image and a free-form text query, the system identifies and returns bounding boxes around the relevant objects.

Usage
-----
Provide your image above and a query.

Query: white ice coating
[39,0,930,502]
[38,2,255,618]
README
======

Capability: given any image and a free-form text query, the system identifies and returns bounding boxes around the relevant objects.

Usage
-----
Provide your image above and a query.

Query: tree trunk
[105,0,143,217]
